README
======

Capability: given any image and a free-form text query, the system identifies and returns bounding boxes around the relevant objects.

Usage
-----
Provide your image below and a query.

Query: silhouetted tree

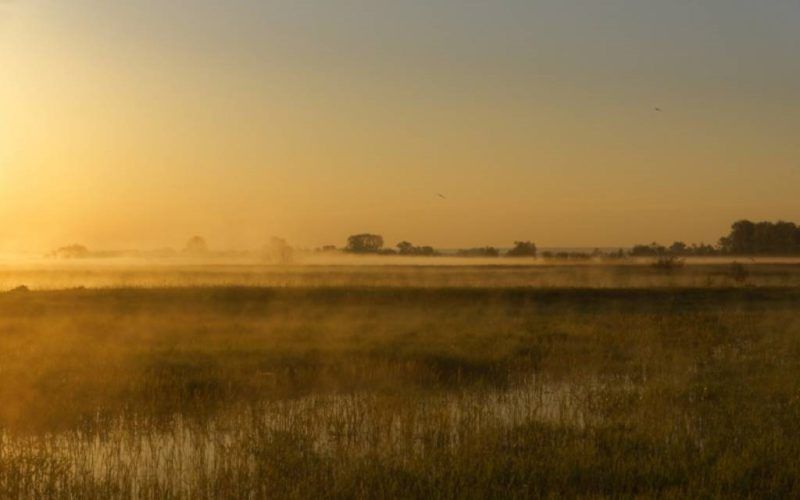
[397,241,414,255]
[721,220,756,254]
[630,242,666,257]
[183,236,209,255]
[51,244,91,259]
[607,249,627,260]
[457,247,500,257]
[651,255,684,271]
[719,220,800,255]
[346,234,384,253]
[264,237,293,264]
[669,242,688,255]
[545,251,592,260]
[397,241,438,256]
[729,262,749,284]
[630,219,800,257]
[690,243,717,256]
[506,241,537,257]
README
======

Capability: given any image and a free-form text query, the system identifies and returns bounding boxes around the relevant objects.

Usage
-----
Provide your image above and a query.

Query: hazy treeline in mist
[41,219,800,263]
[344,234,537,258]
[632,220,800,257]
[47,236,296,264]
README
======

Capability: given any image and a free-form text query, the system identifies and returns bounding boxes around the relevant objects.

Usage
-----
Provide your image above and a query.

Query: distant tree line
[506,241,537,257]
[49,244,91,259]
[457,247,500,257]
[343,235,538,258]
[541,249,627,261]
[718,220,800,255]
[47,220,799,262]
[344,220,800,260]
[344,234,439,256]
[397,241,437,256]
[345,234,386,254]
[630,241,717,257]
[455,242,537,258]
[631,220,800,257]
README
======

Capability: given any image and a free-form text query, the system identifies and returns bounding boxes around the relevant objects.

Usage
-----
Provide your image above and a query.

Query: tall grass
[2,287,800,497]
[3,261,800,290]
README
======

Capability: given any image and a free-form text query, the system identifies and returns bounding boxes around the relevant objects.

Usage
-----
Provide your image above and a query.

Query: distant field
[2,285,800,497]
[2,258,800,289]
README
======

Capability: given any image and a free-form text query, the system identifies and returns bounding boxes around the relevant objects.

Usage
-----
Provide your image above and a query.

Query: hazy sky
[1,0,799,251]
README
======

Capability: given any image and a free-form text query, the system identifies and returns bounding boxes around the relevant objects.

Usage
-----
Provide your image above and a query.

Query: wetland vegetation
[2,269,800,497]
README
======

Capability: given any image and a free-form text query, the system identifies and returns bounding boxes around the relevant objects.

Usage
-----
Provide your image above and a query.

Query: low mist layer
[2,287,800,497]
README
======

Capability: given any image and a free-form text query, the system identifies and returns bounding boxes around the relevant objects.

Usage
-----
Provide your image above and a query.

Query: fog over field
[1,257,800,291]
[3,0,800,497]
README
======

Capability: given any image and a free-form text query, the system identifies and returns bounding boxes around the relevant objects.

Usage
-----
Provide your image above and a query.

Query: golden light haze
[1,0,799,252]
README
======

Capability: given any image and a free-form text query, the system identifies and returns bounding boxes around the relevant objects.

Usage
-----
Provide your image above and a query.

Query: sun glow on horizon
[1,0,799,252]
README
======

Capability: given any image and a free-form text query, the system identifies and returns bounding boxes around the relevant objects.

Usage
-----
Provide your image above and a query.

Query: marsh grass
[4,261,800,290]
[2,286,800,497]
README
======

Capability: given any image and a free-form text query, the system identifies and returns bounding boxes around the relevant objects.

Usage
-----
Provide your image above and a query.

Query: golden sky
[1,0,799,251]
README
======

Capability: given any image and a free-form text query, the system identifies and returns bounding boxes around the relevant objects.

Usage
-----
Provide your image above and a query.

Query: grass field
[3,258,800,289]
[2,265,800,497]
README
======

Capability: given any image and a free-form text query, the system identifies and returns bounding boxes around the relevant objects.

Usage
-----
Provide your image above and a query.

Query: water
[0,375,641,495]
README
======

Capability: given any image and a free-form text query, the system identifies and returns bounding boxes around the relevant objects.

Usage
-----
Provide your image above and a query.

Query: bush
[729,262,749,284]
[651,256,684,271]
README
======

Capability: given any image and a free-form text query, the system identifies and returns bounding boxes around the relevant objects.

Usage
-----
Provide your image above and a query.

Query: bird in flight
[436,193,446,199]
[654,107,662,112]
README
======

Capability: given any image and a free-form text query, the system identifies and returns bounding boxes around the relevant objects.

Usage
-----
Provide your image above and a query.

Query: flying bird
[436,193,446,199]
[654,107,662,112]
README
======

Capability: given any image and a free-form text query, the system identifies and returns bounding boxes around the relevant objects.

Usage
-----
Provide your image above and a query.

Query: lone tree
[264,237,294,264]
[506,241,537,257]
[51,244,91,259]
[346,234,384,253]
[183,236,209,255]
[397,241,415,255]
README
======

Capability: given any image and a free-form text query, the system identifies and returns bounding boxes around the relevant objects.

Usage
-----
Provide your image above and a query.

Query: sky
[1,0,799,251]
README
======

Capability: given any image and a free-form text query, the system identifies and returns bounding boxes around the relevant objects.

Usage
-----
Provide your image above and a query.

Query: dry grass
[2,285,800,497]
[2,260,800,290]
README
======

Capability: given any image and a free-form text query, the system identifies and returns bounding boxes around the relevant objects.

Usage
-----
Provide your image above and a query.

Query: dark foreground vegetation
[2,283,800,498]
[6,260,800,290]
